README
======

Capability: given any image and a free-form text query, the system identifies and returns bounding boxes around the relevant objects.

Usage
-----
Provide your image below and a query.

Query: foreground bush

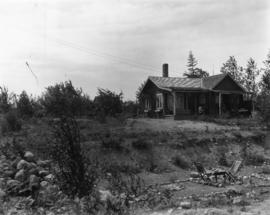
[1,111,22,134]
[51,117,98,197]
[172,155,190,169]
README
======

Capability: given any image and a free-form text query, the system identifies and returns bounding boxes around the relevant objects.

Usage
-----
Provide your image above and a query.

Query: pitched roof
[145,73,245,92]
[202,74,227,89]
[149,76,202,90]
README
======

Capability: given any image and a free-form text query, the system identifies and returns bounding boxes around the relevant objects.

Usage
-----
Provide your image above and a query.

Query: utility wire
[51,37,161,73]
[26,61,39,86]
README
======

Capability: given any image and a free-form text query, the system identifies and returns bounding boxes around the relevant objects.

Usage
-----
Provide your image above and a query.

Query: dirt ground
[1,117,269,214]
[125,118,240,132]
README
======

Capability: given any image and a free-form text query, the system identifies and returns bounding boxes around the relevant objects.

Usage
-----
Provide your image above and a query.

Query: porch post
[219,92,222,116]
[173,92,176,117]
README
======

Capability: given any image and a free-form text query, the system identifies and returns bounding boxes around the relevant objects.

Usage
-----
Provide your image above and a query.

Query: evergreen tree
[259,50,270,125]
[220,56,244,85]
[184,51,209,78]
[244,58,260,99]
[260,51,270,93]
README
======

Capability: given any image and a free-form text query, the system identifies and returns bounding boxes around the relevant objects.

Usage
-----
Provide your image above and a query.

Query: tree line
[184,50,270,100]
[0,81,138,122]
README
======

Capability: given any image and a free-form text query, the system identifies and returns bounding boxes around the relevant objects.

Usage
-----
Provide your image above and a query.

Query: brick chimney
[162,63,169,77]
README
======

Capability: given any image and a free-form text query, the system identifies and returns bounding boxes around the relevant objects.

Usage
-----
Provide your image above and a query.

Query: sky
[0,0,269,100]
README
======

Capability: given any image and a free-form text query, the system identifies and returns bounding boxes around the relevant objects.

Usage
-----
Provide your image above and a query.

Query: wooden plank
[219,92,222,116]
[173,91,176,116]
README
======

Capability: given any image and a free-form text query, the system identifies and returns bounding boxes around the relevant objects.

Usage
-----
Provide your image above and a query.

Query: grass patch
[172,155,190,169]
[132,138,151,150]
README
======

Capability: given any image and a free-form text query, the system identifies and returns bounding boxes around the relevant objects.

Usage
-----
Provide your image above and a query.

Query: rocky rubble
[0,151,54,200]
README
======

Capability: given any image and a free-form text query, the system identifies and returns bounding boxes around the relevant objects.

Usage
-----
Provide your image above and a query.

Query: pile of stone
[0,151,54,200]
[189,171,243,187]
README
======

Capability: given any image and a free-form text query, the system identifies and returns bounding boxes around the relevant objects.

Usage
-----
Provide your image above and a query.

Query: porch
[143,91,245,119]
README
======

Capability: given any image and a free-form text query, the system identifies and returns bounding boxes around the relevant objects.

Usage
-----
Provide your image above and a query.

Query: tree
[258,50,270,125]
[41,80,93,117]
[244,58,260,99]
[220,56,244,85]
[17,91,34,117]
[184,51,198,78]
[94,88,123,117]
[0,86,15,113]
[194,68,209,78]
[136,81,146,102]
[183,51,209,78]
[260,51,270,93]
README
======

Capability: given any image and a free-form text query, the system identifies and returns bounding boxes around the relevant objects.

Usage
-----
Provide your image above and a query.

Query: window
[145,98,151,110]
[156,93,163,109]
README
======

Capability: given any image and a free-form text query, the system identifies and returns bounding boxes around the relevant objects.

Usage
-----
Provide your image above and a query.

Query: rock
[180,201,192,209]
[233,196,250,206]
[6,179,21,189]
[205,208,230,215]
[44,174,55,182]
[17,160,31,170]
[29,175,40,189]
[4,169,16,178]
[262,165,270,174]
[24,151,35,162]
[37,160,52,168]
[190,171,200,178]
[39,170,50,177]
[14,169,26,182]
[28,167,39,176]
[40,181,49,188]
[11,158,20,169]
[0,189,6,200]
[99,190,114,202]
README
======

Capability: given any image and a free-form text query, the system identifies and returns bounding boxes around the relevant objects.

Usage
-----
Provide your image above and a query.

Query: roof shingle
[148,74,227,90]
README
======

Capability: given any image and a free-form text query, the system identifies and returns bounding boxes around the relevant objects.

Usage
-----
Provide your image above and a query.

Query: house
[139,64,247,119]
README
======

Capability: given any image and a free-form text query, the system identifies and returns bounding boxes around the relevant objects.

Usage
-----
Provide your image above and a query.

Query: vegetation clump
[172,155,190,169]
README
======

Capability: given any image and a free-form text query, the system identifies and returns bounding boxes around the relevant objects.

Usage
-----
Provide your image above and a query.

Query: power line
[26,61,39,86]
[50,37,161,73]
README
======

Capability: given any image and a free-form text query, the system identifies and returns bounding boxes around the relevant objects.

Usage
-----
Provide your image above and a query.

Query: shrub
[1,111,22,133]
[245,153,266,166]
[17,90,34,118]
[41,80,93,117]
[122,100,139,117]
[0,86,14,113]
[50,117,98,197]
[132,138,150,150]
[101,133,124,151]
[94,88,123,117]
[172,155,190,169]
[217,145,230,167]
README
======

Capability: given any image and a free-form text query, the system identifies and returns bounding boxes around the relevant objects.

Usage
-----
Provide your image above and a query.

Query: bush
[172,155,190,169]
[132,138,150,150]
[94,88,123,117]
[101,133,124,151]
[17,90,34,118]
[258,93,270,126]
[50,117,98,197]
[1,111,22,133]
[245,153,266,166]
[41,81,93,117]
[0,86,14,113]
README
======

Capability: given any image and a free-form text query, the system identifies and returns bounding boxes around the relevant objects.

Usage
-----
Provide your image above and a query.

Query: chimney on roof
[162,63,169,77]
